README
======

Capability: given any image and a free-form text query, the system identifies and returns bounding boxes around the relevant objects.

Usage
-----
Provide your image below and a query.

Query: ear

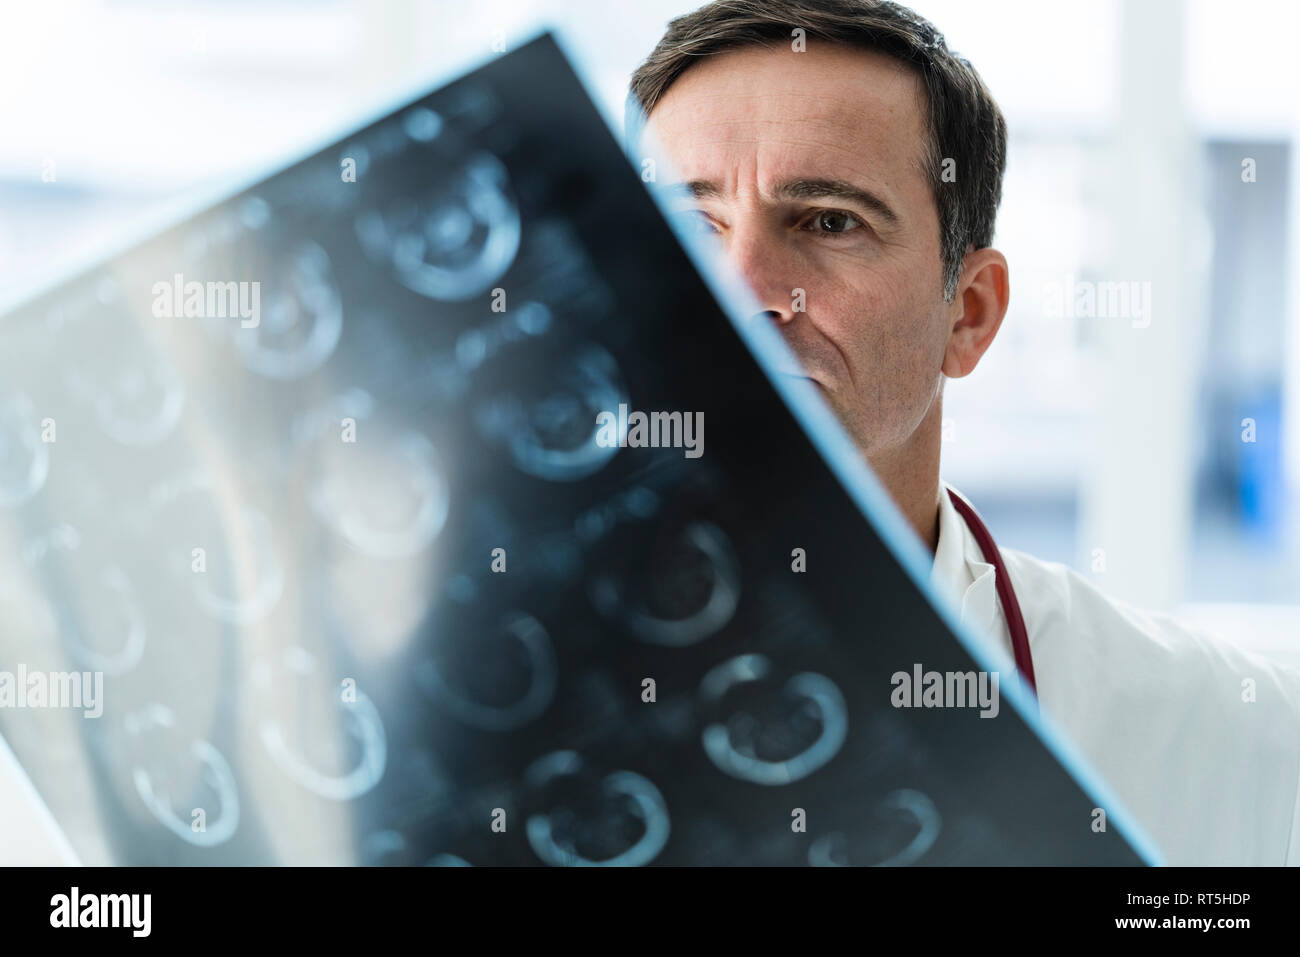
[940,247,1010,378]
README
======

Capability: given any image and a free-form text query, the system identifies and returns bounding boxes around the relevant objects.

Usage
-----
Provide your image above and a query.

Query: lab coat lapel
[961,555,1000,639]
[955,497,1014,660]
[934,483,1003,647]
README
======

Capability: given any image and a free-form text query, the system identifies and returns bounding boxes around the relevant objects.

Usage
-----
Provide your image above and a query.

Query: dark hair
[627,0,1007,302]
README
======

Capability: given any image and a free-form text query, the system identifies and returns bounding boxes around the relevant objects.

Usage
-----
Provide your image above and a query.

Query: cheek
[819,272,929,376]
[817,273,946,424]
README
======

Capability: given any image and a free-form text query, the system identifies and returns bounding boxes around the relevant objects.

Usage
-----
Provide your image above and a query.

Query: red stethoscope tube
[945,486,1038,697]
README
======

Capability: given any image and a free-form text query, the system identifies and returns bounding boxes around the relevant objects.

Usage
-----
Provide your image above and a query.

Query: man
[628,0,1300,865]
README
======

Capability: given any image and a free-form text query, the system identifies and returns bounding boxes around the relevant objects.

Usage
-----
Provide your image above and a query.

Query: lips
[777,370,820,387]
[769,351,822,385]
[782,373,832,399]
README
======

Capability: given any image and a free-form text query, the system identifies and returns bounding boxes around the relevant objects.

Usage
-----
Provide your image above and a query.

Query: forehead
[643,42,930,199]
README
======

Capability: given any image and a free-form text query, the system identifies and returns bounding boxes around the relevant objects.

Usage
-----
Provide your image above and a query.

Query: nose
[722,223,798,328]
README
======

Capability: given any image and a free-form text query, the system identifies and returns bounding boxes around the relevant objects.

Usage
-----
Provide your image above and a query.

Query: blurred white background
[1,0,1297,657]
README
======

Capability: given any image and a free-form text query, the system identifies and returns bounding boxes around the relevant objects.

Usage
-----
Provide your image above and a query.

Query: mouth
[777,371,826,393]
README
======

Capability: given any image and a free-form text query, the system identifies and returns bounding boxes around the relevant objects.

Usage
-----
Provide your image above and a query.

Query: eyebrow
[666,178,901,228]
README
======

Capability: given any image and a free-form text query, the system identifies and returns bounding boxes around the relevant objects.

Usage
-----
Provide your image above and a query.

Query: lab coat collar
[931,482,1001,642]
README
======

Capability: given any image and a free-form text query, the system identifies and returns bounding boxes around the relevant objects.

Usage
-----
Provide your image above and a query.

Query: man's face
[643,42,953,458]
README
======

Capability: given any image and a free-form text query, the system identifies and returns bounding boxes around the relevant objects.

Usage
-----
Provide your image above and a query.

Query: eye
[675,209,720,236]
[802,209,864,237]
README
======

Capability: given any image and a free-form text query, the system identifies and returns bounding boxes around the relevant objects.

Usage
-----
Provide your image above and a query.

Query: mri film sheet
[0,34,1144,865]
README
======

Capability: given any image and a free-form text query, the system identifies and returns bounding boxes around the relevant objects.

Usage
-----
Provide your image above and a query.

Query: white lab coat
[932,482,1300,865]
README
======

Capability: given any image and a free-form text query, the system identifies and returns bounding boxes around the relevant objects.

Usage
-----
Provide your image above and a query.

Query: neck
[864,397,944,556]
